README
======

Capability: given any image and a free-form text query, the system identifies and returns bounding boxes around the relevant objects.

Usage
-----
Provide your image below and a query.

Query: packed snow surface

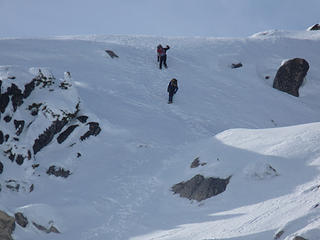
[1,30,320,240]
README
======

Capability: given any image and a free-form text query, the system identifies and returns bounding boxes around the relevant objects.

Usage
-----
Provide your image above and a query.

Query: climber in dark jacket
[158,45,170,69]
[167,78,178,104]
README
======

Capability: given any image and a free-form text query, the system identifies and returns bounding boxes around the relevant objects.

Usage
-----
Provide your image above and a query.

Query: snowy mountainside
[0,30,320,240]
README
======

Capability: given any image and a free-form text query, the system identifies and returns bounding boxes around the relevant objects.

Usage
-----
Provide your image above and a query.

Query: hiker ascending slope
[167,78,178,104]
[157,44,170,69]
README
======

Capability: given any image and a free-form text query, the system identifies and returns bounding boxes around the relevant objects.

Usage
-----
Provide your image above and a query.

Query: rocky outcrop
[293,236,307,240]
[231,62,243,69]
[105,50,119,58]
[32,221,60,234]
[0,68,101,201]
[77,115,88,123]
[190,157,207,168]
[0,131,3,144]
[47,166,71,178]
[14,212,28,228]
[308,23,320,31]
[0,92,9,113]
[80,122,101,141]
[14,120,24,136]
[172,174,231,201]
[57,125,79,144]
[0,210,15,240]
[274,230,284,239]
[273,58,309,97]
[33,119,69,154]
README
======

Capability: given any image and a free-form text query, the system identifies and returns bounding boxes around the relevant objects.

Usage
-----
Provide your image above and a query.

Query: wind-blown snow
[0,30,320,240]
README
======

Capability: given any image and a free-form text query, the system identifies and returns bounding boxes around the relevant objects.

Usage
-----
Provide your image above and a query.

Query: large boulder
[0,210,15,240]
[273,58,309,97]
[172,174,231,201]
[14,212,28,228]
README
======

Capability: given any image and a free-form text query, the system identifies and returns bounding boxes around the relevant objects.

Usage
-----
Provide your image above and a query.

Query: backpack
[157,45,163,55]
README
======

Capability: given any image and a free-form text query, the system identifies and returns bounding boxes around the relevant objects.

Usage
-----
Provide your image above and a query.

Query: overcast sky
[1,0,319,38]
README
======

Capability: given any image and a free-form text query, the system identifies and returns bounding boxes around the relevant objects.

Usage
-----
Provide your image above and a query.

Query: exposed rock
[274,230,284,239]
[23,79,36,98]
[33,119,68,154]
[80,122,101,141]
[49,225,60,233]
[5,180,20,192]
[0,162,3,174]
[3,116,11,122]
[14,120,25,136]
[172,174,231,201]
[57,125,79,144]
[190,157,207,168]
[47,166,71,178]
[32,222,60,234]
[77,115,88,123]
[308,23,320,31]
[6,149,15,161]
[7,84,24,111]
[105,50,119,58]
[14,212,28,228]
[27,103,42,116]
[33,69,55,88]
[77,152,81,158]
[231,62,243,69]
[293,236,307,240]
[5,180,34,193]
[15,155,24,165]
[191,157,200,168]
[4,134,9,142]
[59,81,72,90]
[32,164,40,169]
[0,131,3,144]
[0,210,15,240]
[0,92,9,113]
[273,58,309,97]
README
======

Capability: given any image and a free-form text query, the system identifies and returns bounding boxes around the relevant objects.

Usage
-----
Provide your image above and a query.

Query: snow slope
[0,30,320,240]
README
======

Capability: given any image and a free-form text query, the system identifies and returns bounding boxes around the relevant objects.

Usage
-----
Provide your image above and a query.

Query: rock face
[172,174,231,201]
[0,68,101,176]
[273,58,309,97]
[0,210,15,240]
[57,125,79,144]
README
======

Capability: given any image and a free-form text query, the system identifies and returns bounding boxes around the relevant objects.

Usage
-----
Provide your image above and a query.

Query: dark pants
[159,55,167,69]
[168,91,174,103]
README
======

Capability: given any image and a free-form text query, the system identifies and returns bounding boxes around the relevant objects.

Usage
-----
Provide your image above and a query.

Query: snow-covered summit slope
[0,30,320,240]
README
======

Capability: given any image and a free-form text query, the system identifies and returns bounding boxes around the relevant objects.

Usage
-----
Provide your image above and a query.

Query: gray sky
[1,0,319,38]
